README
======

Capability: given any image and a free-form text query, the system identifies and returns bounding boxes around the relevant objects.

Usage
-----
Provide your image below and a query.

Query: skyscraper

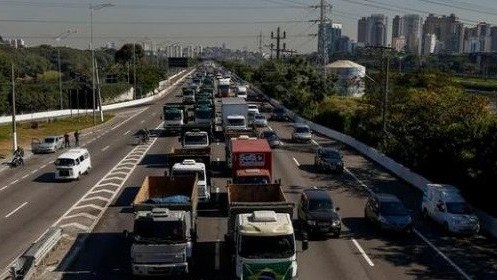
[392,15,422,54]
[357,14,388,47]
[422,13,464,54]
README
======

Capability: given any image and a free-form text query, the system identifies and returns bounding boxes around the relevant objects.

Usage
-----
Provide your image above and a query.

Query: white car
[421,184,480,235]
[252,113,268,127]
[292,124,312,143]
[248,104,259,114]
[32,136,64,154]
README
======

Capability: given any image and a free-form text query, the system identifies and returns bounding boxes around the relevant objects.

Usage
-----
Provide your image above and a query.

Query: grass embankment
[0,114,113,158]
[455,76,497,92]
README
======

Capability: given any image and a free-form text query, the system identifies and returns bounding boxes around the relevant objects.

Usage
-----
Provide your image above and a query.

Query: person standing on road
[74,130,80,147]
[64,132,70,148]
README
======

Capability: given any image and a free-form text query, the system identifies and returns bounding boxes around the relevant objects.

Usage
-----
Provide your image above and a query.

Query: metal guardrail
[9,227,62,280]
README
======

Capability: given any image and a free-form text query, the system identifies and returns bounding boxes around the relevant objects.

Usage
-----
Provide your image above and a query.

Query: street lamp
[90,3,114,124]
[55,29,77,111]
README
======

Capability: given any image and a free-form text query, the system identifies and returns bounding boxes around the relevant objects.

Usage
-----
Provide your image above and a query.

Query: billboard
[168,57,189,68]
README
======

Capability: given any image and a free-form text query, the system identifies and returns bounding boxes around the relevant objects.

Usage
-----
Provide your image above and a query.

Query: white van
[54,148,92,181]
[421,184,480,234]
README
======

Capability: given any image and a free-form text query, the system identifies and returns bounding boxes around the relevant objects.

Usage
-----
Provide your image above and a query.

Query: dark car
[298,187,341,238]
[315,147,344,174]
[364,193,414,234]
[259,130,282,148]
[270,107,289,121]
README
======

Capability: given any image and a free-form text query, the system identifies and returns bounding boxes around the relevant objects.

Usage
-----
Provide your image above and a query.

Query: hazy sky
[1,0,496,54]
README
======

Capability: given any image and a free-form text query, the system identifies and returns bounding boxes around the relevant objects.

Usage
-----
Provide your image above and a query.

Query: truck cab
[226,115,247,130]
[234,168,271,185]
[163,105,184,134]
[182,88,196,104]
[194,107,213,125]
[131,208,193,276]
[182,130,209,149]
[172,160,210,202]
[234,210,298,279]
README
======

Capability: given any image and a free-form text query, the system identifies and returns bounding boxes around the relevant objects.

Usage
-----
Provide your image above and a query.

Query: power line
[0,19,311,25]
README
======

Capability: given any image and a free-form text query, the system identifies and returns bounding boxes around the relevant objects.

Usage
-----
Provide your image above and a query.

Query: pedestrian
[64,132,70,148]
[74,130,80,147]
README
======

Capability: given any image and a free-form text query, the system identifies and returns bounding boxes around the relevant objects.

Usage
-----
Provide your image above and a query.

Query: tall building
[422,13,464,54]
[491,26,497,52]
[391,14,422,54]
[357,14,388,47]
[463,22,492,53]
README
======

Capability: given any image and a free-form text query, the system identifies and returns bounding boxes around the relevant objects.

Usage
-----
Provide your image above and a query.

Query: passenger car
[247,104,259,114]
[298,187,341,238]
[32,136,64,154]
[252,113,268,127]
[292,124,312,143]
[364,193,413,234]
[421,184,480,235]
[270,107,289,121]
[315,147,344,174]
[259,130,282,148]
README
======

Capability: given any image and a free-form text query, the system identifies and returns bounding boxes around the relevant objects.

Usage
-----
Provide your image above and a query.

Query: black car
[270,107,289,121]
[364,193,414,234]
[259,130,282,148]
[298,187,341,238]
[315,147,344,174]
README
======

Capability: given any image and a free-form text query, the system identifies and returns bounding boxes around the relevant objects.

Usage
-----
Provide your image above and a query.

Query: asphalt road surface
[1,72,496,280]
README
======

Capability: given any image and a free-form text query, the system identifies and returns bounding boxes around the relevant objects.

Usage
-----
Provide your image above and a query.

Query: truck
[129,175,198,276]
[166,147,212,202]
[217,77,231,97]
[236,85,248,99]
[226,136,275,185]
[181,128,210,149]
[226,184,305,280]
[162,103,185,134]
[222,97,248,131]
[182,87,196,104]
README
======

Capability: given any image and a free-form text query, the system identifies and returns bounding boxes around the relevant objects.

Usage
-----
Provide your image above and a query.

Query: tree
[115,44,144,64]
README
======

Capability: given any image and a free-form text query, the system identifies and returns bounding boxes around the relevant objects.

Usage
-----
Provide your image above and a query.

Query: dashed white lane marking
[140,120,145,124]
[5,202,28,218]
[344,168,372,193]
[123,130,130,135]
[268,126,273,131]
[0,185,8,191]
[40,164,47,169]
[414,229,472,280]
[30,169,38,174]
[311,139,319,146]
[110,108,147,131]
[11,179,19,185]
[102,145,110,152]
[215,187,220,193]
[351,238,375,267]
[21,174,28,179]
[292,157,300,167]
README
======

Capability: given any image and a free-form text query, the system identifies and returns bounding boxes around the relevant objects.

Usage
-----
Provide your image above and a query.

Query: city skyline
[1,0,497,54]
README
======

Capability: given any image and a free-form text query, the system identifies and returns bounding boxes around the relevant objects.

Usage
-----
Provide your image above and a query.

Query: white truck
[166,147,212,203]
[226,184,307,280]
[218,77,231,97]
[128,175,198,276]
[222,97,248,131]
[236,85,248,99]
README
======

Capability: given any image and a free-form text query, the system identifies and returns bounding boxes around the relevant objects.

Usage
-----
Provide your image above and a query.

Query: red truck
[227,136,278,185]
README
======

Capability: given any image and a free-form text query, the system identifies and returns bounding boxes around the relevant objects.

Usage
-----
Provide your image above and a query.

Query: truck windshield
[235,176,270,185]
[172,170,205,180]
[44,138,55,143]
[227,118,245,126]
[184,134,208,145]
[196,110,212,119]
[164,111,182,121]
[55,158,75,166]
[239,234,295,259]
[134,219,185,243]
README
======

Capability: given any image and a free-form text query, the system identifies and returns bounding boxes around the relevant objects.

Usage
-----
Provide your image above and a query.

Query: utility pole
[319,0,328,66]
[11,63,17,151]
[258,31,263,55]
[270,27,286,60]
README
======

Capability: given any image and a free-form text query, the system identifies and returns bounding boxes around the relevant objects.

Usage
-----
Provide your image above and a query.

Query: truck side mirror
[302,232,309,251]
[122,230,129,239]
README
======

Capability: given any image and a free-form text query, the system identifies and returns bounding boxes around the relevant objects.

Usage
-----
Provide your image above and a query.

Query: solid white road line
[123,130,130,135]
[292,157,300,167]
[5,202,28,218]
[344,168,372,194]
[351,238,375,267]
[311,139,319,146]
[102,145,110,152]
[414,229,472,280]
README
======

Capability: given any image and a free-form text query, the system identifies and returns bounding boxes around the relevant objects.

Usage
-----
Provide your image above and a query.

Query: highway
[1,69,497,280]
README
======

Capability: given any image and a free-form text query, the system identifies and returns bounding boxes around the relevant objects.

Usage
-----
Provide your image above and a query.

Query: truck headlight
[332,220,341,227]
[307,220,316,226]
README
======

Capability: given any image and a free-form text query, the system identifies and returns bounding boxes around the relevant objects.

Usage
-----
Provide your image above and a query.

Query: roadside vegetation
[223,58,497,216]
[0,42,169,116]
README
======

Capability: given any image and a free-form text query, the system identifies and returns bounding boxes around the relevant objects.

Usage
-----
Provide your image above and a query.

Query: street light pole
[11,63,17,151]
[55,29,77,111]
[90,3,114,124]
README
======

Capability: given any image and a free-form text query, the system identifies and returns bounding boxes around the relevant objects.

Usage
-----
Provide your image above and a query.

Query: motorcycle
[10,155,23,168]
